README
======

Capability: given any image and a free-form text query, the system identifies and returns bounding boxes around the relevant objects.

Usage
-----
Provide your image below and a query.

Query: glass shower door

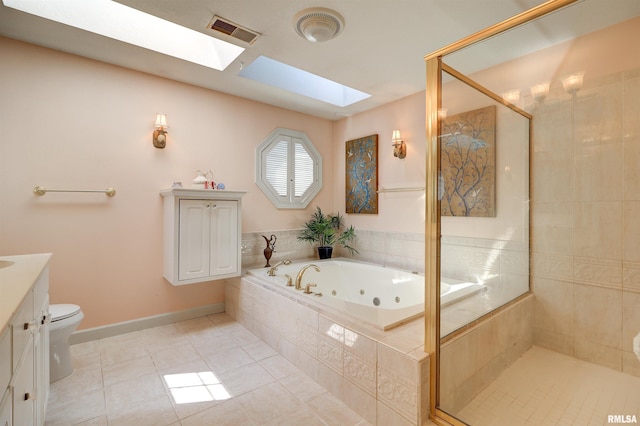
[436,63,532,422]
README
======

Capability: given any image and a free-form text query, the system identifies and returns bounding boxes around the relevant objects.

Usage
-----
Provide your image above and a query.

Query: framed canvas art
[440,105,496,217]
[346,134,378,214]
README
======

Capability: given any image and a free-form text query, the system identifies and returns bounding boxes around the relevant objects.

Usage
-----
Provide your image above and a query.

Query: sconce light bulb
[502,89,521,105]
[562,72,584,95]
[391,129,406,159]
[530,82,550,102]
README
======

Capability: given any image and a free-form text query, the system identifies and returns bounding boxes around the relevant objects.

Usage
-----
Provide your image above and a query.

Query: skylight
[239,56,371,107]
[3,0,245,71]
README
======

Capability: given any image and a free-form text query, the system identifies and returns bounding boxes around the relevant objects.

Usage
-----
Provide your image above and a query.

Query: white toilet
[49,304,84,383]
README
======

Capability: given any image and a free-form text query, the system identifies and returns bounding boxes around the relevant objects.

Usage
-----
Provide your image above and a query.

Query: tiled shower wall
[531,68,640,377]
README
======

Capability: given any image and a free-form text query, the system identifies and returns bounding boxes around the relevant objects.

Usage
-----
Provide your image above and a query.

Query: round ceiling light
[293,7,344,43]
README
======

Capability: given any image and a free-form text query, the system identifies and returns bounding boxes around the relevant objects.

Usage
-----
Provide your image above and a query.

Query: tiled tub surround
[225,274,430,425]
[531,68,640,377]
[241,229,426,275]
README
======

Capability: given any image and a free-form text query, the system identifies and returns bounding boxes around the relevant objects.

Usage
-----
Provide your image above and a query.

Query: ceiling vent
[208,15,260,45]
[293,7,344,43]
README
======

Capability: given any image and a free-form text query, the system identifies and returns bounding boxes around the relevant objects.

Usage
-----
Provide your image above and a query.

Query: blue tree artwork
[346,134,378,214]
[441,105,496,217]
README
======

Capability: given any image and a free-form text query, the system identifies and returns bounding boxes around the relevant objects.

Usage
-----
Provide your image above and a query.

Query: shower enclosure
[424,0,640,424]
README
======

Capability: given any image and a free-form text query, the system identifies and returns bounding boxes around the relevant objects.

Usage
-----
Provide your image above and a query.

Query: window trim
[255,128,322,209]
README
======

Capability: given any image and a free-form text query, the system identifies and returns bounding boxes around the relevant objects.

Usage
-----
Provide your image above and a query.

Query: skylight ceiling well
[3,0,244,71]
[239,56,371,107]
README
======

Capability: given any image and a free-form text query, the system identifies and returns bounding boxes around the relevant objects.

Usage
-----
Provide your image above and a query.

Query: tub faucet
[267,259,291,276]
[295,264,320,290]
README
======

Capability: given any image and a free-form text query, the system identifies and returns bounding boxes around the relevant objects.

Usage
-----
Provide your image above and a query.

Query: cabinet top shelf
[160,188,247,200]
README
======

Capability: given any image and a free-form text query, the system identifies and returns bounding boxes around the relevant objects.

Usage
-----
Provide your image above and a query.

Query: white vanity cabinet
[0,254,51,426]
[161,189,246,286]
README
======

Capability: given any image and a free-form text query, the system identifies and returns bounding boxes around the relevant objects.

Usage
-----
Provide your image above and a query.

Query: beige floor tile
[264,404,328,426]
[279,371,327,403]
[104,372,167,412]
[99,337,149,366]
[74,414,108,425]
[102,354,156,387]
[44,388,106,426]
[151,341,202,370]
[203,345,255,374]
[106,394,178,426]
[243,339,278,361]
[47,316,371,426]
[219,362,276,396]
[180,398,254,426]
[48,363,103,405]
[189,328,239,355]
[307,392,364,426]
[259,354,299,379]
[237,382,299,424]
[456,346,640,425]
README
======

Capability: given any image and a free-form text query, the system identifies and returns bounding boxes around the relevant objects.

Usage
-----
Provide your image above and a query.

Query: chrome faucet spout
[267,259,291,276]
[295,264,320,290]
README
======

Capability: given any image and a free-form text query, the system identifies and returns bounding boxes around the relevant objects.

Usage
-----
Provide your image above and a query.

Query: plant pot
[317,246,333,259]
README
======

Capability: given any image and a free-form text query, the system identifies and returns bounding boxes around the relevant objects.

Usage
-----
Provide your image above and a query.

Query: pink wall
[333,91,427,233]
[0,38,333,329]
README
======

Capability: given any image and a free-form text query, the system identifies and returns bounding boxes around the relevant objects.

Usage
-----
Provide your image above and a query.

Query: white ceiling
[0,0,638,120]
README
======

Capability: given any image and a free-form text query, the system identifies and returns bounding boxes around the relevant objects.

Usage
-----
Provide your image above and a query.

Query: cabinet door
[12,343,34,426]
[11,292,34,372]
[178,200,211,281]
[209,200,238,276]
[0,392,11,426]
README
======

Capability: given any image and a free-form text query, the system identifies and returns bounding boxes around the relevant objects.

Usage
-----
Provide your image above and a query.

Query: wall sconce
[530,82,550,102]
[562,72,584,95]
[502,89,521,105]
[392,129,406,159]
[153,113,168,149]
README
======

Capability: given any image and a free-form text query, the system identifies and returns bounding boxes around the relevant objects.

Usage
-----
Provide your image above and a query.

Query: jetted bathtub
[248,259,440,330]
[246,258,484,330]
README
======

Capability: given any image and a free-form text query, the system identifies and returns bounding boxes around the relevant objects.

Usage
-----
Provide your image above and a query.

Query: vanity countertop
[0,253,52,331]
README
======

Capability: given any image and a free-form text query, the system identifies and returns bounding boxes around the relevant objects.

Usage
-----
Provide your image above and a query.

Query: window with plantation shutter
[256,128,322,209]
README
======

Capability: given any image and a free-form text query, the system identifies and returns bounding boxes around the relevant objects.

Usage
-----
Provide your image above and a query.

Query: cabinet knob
[23,320,36,331]
[24,392,35,401]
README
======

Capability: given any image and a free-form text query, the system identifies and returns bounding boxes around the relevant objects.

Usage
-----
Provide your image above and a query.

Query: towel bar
[33,186,116,197]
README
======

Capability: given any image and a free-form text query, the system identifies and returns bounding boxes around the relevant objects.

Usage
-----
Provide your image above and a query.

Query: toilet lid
[50,304,81,322]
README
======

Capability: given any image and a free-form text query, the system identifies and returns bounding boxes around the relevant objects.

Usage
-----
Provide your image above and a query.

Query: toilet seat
[50,304,81,322]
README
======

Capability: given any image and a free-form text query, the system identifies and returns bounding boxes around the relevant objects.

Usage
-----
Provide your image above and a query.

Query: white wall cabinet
[0,256,50,426]
[161,189,246,286]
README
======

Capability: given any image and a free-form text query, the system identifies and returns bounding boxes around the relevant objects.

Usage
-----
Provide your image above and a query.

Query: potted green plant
[298,206,358,259]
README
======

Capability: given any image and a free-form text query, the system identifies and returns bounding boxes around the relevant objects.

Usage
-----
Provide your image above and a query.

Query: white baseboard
[69,303,225,345]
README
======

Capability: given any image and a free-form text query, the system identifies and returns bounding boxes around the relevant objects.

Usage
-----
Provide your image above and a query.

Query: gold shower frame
[423,1,579,424]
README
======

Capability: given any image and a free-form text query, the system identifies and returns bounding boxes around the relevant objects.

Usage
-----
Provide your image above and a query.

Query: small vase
[263,247,273,267]
[318,246,333,259]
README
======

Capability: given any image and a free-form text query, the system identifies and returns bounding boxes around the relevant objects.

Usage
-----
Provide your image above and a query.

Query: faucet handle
[284,274,293,287]
[303,283,317,294]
